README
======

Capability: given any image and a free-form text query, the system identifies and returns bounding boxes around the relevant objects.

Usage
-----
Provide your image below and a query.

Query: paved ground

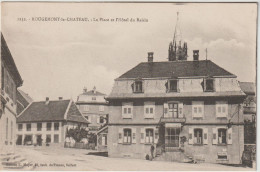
[14,146,254,171]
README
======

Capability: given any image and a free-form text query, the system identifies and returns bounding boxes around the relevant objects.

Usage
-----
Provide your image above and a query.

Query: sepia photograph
[0,2,257,171]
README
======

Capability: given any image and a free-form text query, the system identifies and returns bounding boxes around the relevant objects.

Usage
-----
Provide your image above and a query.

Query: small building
[16,89,33,115]
[97,125,108,152]
[0,34,23,154]
[16,98,89,146]
[76,87,108,133]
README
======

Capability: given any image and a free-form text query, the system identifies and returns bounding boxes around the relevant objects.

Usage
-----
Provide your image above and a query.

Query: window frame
[193,128,203,145]
[18,124,23,131]
[218,128,227,145]
[99,105,104,112]
[37,123,42,131]
[133,80,143,93]
[168,79,178,92]
[122,102,133,119]
[26,123,31,131]
[84,105,89,112]
[192,101,204,118]
[123,128,132,144]
[144,102,155,119]
[47,122,52,131]
[145,128,154,144]
[216,101,228,118]
[204,78,215,92]
[54,122,60,131]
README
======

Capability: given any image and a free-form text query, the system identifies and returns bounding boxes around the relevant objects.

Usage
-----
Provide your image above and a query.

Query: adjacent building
[16,89,33,115]
[16,98,89,146]
[76,87,108,133]
[106,14,245,164]
[0,34,23,154]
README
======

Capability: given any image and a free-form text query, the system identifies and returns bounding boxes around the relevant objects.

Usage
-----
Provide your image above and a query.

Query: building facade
[0,34,23,154]
[107,14,245,164]
[76,87,108,133]
[16,98,89,146]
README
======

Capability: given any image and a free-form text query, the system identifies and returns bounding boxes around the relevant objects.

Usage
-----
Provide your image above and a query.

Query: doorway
[165,127,180,151]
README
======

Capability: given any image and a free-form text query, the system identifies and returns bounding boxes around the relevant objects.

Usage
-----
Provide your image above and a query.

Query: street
[14,146,254,171]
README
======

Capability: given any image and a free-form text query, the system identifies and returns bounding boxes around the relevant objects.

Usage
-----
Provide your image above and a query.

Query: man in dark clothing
[150,144,155,160]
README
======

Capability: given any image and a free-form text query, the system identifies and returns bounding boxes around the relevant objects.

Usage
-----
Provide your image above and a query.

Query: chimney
[58,97,63,100]
[45,97,49,105]
[148,52,154,62]
[93,86,96,94]
[193,50,199,61]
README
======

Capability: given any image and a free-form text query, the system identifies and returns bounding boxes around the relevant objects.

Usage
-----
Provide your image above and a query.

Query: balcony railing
[161,113,186,123]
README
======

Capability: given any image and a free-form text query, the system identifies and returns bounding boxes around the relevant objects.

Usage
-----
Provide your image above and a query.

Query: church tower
[168,12,188,61]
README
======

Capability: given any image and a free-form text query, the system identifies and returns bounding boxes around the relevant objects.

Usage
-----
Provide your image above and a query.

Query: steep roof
[17,99,89,124]
[1,34,23,86]
[239,82,256,95]
[118,60,235,79]
[17,89,33,105]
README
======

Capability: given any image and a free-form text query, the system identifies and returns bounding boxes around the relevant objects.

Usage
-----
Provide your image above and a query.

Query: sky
[1,2,257,101]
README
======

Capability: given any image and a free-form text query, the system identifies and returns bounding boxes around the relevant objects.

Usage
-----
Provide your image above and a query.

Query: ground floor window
[16,135,23,145]
[165,128,180,148]
[145,129,154,143]
[194,128,203,144]
[123,129,131,144]
[24,135,32,145]
[46,134,51,143]
[102,135,107,146]
[218,128,227,144]
[54,134,59,143]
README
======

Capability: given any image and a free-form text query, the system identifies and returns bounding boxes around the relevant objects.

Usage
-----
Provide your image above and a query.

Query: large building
[16,98,89,146]
[106,14,245,164]
[76,87,108,133]
[0,34,23,154]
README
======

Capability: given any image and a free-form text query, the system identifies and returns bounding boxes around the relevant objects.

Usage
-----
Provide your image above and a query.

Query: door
[168,103,178,118]
[16,135,23,145]
[165,127,180,151]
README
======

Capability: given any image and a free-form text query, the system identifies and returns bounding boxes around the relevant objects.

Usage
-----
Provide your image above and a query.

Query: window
[92,97,96,101]
[84,105,89,111]
[218,153,228,160]
[169,80,178,92]
[123,129,132,144]
[192,101,204,118]
[194,129,203,144]
[144,102,155,118]
[47,123,52,131]
[46,134,51,143]
[165,128,180,148]
[133,81,143,93]
[216,101,228,118]
[204,78,214,92]
[54,134,59,143]
[26,123,31,131]
[99,105,104,112]
[122,102,133,119]
[145,129,154,144]
[37,123,42,131]
[18,124,23,131]
[100,116,105,123]
[218,128,227,144]
[54,122,59,131]
[168,103,178,118]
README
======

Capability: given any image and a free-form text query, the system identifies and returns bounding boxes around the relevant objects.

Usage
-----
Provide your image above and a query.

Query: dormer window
[204,78,215,92]
[166,79,178,92]
[133,80,143,93]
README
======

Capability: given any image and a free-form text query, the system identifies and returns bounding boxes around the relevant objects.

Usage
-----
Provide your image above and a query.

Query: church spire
[168,12,188,61]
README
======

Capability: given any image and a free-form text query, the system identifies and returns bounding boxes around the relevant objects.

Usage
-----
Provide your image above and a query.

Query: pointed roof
[173,12,183,46]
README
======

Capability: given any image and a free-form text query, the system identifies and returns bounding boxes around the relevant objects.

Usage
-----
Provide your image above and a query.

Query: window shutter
[213,79,216,92]
[154,128,159,144]
[142,81,144,93]
[227,128,232,145]
[203,128,208,145]
[178,102,183,118]
[118,128,123,144]
[188,128,193,144]
[212,128,217,145]
[140,128,145,143]
[165,81,168,92]
[132,128,136,144]
[96,116,100,124]
[164,103,168,117]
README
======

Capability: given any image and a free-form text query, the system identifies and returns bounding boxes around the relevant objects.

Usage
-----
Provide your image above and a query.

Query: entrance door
[16,135,23,145]
[165,127,180,151]
[37,135,42,146]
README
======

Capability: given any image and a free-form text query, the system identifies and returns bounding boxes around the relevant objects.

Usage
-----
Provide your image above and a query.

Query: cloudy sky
[1,2,257,101]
